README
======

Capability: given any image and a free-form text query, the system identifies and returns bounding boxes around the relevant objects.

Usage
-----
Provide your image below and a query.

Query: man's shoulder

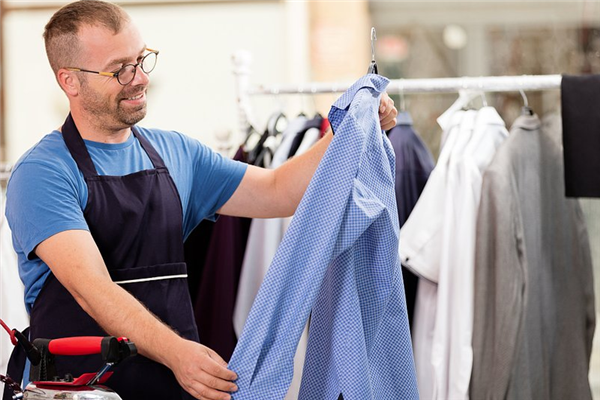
[13,130,74,172]
[9,130,82,189]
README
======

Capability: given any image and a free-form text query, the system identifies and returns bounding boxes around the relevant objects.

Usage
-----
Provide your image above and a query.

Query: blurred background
[0,0,599,397]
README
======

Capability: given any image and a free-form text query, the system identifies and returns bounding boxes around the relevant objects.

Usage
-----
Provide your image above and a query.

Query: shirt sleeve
[5,161,89,260]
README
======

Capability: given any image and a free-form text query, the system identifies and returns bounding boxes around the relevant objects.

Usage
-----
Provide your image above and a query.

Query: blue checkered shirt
[228,75,419,400]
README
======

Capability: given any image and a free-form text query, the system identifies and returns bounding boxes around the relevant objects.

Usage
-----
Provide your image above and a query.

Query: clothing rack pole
[246,75,562,95]
[231,51,562,143]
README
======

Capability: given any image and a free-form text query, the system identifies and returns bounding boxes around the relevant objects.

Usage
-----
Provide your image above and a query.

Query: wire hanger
[519,89,534,115]
[478,78,488,107]
[398,79,406,112]
[368,27,378,75]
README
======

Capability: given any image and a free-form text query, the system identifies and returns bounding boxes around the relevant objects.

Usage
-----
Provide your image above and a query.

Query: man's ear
[57,68,80,96]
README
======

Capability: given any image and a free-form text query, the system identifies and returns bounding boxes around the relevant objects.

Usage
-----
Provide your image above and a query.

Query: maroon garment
[189,147,252,361]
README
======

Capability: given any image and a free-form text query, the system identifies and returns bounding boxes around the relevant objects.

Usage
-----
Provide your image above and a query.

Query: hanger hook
[311,85,318,115]
[398,79,406,111]
[298,86,305,114]
[371,27,377,62]
[478,77,488,107]
[519,89,529,107]
[272,86,283,113]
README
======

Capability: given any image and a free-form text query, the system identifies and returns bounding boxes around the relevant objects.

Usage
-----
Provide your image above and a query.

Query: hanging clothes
[470,113,595,400]
[190,146,252,361]
[233,115,316,400]
[287,115,323,159]
[401,104,508,399]
[560,74,600,198]
[233,116,311,337]
[386,111,435,327]
[402,109,464,400]
[433,106,508,399]
[184,219,214,303]
[228,75,418,400]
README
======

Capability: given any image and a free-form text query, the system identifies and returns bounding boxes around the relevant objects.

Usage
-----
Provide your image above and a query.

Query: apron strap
[2,327,29,400]
[61,114,99,178]
[131,127,167,170]
[62,113,167,175]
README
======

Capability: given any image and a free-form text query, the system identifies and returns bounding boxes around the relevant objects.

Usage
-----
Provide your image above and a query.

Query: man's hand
[36,230,238,400]
[379,92,398,130]
[167,340,238,400]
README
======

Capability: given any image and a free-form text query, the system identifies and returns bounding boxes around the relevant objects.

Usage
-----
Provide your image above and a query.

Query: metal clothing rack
[232,50,562,142]
[0,163,12,183]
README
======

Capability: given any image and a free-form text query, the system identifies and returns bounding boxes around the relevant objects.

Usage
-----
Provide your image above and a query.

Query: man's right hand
[166,339,238,400]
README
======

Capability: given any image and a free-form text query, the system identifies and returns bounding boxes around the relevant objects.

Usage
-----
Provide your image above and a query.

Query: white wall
[3,1,309,163]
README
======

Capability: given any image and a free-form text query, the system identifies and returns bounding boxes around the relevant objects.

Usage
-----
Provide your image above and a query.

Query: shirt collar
[474,106,506,130]
[331,74,390,111]
[511,113,541,131]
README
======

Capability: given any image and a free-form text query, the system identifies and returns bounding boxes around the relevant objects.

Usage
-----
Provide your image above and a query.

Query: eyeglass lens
[117,51,158,85]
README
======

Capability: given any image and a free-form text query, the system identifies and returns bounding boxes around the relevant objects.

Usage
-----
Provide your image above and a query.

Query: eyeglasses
[66,48,159,86]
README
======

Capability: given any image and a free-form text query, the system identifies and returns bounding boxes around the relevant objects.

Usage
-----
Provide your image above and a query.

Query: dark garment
[561,74,600,197]
[287,115,323,158]
[191,147,251,361]
[185,220,214,301]
[20,114,197,400]
[387,112,435,327]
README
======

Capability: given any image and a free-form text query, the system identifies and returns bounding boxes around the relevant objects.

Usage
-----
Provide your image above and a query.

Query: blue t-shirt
[5,127,247,312]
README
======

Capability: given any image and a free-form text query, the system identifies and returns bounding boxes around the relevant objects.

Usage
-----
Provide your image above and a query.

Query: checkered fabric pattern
[228,74,419,400]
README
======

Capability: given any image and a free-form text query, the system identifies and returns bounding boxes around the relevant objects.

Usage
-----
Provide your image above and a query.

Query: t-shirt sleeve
[5,161,89,260]
[187,139,247,224]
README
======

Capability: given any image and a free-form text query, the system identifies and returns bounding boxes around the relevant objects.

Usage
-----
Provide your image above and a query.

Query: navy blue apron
[5,114,198,400]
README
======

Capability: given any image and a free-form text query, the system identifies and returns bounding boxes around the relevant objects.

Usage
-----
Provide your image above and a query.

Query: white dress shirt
[433,107,508,399]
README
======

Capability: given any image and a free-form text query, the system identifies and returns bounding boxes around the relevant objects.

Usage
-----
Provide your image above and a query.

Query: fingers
[181,369,237,400]
[379,92,398,130]
[171,341,238,400]
[203,351,238,381]
[197,369,237,393]
[379,92,394,114]
[380,110,398,130]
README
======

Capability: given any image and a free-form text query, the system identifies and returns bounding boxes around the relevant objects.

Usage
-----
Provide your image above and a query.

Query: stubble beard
[80,81,147,130]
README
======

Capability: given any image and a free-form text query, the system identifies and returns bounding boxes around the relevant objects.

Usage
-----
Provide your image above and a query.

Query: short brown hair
[43,0,130,74]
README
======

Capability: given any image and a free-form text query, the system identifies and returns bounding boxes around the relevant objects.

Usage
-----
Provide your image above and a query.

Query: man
[5,1,397,400]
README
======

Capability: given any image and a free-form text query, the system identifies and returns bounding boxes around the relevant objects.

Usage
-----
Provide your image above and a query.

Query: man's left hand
[379,92,398,131]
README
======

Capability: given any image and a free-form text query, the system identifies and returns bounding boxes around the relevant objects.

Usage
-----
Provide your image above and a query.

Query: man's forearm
[76,277,184,367]
[35,230,184,369]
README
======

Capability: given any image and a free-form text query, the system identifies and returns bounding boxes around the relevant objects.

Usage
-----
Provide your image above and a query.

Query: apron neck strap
[130,126,166,170]
[61,113,98,178]
[61,114,167,178]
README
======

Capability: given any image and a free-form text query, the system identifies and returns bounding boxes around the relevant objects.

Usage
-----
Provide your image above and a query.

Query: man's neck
[70,110,131,144]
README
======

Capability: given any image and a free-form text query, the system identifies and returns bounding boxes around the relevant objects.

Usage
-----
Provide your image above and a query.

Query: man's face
[75,22,150,130]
